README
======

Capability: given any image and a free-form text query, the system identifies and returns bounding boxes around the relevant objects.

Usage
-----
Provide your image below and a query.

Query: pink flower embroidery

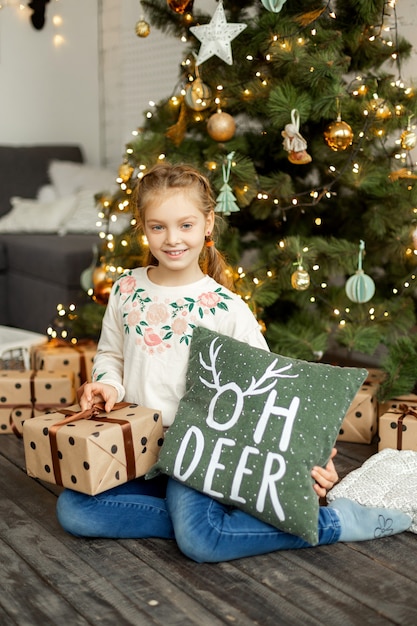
[127,309,141,326]
[199,292,221,308]
[146,303,169,325]
[118,275,136,294]
[172,317,188,335]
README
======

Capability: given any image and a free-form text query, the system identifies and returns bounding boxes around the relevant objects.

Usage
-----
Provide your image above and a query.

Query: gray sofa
[0,145,99,334]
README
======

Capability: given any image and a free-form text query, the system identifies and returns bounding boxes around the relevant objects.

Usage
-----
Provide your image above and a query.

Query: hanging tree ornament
[260,0,288,12]
[92,260,116,306]
[135,18,150,38]
[282,109,312,164]
[400,116,417,151]
[207,109,236,142]
[324,118,354,151]
[215,152,240,215]
[291,255,310,291]
[345,240,375,303]
[167,0,194,14]
[324,99,353,151]
[184,65,212,111]
[189,1,247,66]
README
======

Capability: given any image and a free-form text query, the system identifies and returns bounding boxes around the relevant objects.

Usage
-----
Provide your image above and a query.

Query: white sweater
[92,267,269,426]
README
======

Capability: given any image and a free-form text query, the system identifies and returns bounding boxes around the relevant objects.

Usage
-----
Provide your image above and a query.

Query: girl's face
[143,188,214,286]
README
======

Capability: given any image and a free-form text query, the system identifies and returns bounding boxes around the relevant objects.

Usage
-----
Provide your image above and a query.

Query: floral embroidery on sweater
[113,272,232,353]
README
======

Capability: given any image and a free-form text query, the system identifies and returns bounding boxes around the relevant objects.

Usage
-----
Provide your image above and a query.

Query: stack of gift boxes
[1,340,416,495]
[0,340,96,435]
[0,339,164,495]
[337,368,417,451]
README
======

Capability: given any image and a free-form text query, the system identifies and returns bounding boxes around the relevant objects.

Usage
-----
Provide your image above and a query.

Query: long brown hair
[133,162,234,290]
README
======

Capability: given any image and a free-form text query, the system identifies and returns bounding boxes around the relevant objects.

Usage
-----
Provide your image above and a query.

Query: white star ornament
[189,1,247,66]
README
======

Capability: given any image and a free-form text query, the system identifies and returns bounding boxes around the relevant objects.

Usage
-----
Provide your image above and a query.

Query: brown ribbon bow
[392,403,417,450]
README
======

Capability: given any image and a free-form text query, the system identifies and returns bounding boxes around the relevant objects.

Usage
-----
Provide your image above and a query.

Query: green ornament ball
[345,270,375,303]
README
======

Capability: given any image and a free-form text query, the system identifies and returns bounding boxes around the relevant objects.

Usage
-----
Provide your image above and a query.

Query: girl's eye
[182,223,192,230]
[151,225,164,231]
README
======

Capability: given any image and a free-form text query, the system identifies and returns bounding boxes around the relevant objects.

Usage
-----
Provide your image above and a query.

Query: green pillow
[149,327,367,544]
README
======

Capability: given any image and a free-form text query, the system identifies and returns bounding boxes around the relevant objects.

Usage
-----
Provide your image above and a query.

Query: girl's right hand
[78,382,119,413]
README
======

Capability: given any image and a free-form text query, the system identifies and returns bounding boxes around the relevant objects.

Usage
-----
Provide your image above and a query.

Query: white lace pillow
[0,196,77,233]
[327,448,417,533]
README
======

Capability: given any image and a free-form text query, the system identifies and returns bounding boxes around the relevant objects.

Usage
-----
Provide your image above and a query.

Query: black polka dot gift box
[378,403,417,452]
[337,380,379,444]
[33,340,96,388]
[0,369,75,436]
[22,403,164,495]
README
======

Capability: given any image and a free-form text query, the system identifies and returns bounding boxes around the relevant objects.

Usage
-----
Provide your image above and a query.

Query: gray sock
[328,498,412,542]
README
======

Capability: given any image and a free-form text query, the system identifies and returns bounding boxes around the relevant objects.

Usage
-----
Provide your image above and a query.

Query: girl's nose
[165,228,180,245]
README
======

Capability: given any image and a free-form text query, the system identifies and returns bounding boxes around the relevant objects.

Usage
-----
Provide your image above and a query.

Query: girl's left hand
[311,447,339,498]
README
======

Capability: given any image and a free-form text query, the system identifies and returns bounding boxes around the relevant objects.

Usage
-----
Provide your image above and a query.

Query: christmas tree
[72,0,417,399]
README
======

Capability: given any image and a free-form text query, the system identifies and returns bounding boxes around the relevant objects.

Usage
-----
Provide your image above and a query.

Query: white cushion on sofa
[0,196,77,233]
[37,184,58,202]
[48,160,117,197]
[59,190,134,235]
[59,190,101,234]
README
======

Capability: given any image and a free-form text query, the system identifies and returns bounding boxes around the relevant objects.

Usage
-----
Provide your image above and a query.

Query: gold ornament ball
[324,120,353,151]
[135,20,150,38]
[291,267,310,291]
[93,279,114,306]
[207,111,236,142]
[371,98,392,120]
[400,128,417,151]
[184,78,212,111]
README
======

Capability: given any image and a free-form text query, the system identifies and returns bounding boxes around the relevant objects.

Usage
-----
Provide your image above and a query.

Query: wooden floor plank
[228,551,396,626]
[281,543,417,625]
[0,536,90,626]
[123,538,323,626]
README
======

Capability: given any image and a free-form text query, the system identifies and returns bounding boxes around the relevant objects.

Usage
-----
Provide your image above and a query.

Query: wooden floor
[0,435,416,626]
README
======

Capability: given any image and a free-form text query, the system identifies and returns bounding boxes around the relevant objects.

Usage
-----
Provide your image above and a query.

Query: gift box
[23,403,164,495]
[378,393,417,418]
[1,406,53,435]
[365,368,386,385]
[378,404,417,452]
[0,369,75,436]
[33,340,96,388]
[337,381,379,444]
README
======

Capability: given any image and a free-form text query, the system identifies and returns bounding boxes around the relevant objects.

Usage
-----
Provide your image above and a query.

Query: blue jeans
[56,477,341,563]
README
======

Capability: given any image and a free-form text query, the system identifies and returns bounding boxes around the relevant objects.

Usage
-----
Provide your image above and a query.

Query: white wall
[100,0,217,168]
[0,0,101,164]
[0,0,416,169]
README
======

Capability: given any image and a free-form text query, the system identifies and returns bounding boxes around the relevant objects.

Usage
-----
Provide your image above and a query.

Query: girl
[56,163,411,562]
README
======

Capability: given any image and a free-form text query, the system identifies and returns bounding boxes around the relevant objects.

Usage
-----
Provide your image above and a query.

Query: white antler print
[199,337,298,431]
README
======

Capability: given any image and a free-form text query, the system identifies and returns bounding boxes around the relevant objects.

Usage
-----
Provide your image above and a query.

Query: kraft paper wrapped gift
[33,341,96,388]
[365,368,386,385]
[23,403,164,495]
[337,381,379,444]
[378,404,417,452]
[0,369,75,435]
[378,393,417,418]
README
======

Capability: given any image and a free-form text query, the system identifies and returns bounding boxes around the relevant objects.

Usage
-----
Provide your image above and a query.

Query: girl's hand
[78,382,119,413]
[311,448,339,498]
